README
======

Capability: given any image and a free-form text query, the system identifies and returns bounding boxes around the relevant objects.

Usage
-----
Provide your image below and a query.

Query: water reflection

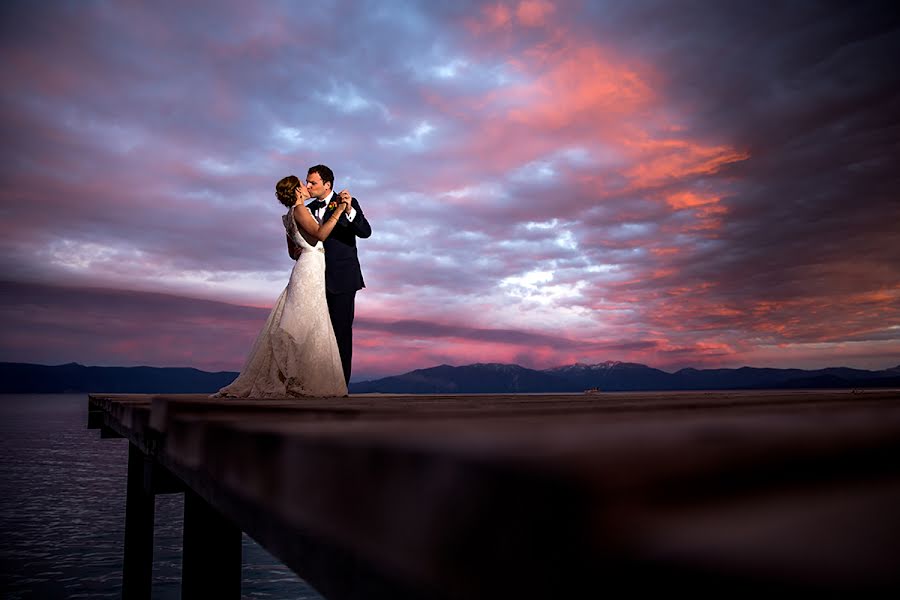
[0,395,323,599]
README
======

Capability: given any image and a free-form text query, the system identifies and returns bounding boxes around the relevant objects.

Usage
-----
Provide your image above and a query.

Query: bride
[213,175,350,398]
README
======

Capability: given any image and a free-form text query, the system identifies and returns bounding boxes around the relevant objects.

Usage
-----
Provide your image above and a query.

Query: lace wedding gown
[214,207,348,398]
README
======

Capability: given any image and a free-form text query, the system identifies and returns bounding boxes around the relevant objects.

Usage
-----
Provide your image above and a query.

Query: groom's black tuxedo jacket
[322,197,371,294]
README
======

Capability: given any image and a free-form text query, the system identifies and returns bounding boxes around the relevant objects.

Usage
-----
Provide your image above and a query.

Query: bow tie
[308,200,326,211]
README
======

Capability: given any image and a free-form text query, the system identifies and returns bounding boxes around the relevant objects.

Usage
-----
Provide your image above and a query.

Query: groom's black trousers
[326,290,355,386]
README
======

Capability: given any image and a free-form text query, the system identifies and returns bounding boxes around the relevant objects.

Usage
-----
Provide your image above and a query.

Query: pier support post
[122,443,155,600]
[182,488,242,599]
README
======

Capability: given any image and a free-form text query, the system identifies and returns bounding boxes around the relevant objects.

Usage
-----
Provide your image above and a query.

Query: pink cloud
[516,0,556,27]
[476,3,513,31]
[2,2,897,378]
[473,1,557,30]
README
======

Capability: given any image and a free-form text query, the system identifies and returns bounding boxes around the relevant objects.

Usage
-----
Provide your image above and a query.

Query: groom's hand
[286,235,301,260]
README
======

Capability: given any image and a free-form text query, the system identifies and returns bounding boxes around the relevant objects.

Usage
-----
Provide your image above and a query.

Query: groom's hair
[308,164,334,190]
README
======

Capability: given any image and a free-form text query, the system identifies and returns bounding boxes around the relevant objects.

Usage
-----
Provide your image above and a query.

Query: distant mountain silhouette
[0,362,237,394]
[350,361,900,394]
[349,363,572,394]
[2,361,898,395]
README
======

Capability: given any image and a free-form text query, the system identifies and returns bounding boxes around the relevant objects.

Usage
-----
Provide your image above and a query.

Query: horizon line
[3,359,898,384]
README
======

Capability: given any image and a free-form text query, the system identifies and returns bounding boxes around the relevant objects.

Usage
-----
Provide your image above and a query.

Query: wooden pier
[87,389,900,598]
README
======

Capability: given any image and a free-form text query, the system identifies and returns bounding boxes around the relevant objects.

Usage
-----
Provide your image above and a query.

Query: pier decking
[88,389,900,598]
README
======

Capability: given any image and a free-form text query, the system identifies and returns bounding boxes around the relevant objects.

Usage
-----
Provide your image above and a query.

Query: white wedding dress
[213,207,348,398]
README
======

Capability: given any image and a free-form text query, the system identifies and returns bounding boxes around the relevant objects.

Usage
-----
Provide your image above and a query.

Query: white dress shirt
[308,190,357,223]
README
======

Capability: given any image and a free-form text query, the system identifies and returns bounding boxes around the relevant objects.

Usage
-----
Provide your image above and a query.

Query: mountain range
[350,361,900,393]
[0,362,237,394]
[2,360,899,394]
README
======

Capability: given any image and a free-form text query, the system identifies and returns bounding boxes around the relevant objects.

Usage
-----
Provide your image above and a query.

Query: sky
[1,1,899,380]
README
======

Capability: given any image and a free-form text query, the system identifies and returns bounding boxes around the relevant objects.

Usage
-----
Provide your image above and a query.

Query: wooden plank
[90,390,900,597]
[143,389,900,437]
[158,392,900,596]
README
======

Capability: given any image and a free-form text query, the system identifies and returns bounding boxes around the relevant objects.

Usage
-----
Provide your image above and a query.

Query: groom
[302,164,371,386]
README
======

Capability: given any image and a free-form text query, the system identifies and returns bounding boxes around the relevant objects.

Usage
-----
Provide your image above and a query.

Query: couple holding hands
[215,164,371,398]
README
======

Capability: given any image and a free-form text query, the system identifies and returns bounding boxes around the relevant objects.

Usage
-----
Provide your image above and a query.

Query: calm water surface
[0,394,324,599]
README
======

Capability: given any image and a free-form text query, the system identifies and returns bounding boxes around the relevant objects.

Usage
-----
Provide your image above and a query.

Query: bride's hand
[338,189,352,212]
[295,185,311,204]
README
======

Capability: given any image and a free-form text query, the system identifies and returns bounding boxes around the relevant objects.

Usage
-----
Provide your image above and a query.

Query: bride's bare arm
[292,192,350,241]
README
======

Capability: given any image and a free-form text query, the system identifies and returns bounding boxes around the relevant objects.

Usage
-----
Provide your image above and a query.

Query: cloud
[1,1,898,374]
[0,281,267,372]
[0,280,656,379]
[516,1,556,27]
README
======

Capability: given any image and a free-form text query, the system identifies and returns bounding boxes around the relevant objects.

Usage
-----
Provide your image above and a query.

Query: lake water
[0,394,324,599]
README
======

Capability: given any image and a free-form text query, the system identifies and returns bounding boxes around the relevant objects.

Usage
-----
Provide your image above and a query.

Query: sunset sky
[2,1,898,380]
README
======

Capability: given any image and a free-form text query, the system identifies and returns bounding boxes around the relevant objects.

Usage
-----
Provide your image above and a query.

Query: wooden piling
[122,443,154,600]
[182,488,241,599]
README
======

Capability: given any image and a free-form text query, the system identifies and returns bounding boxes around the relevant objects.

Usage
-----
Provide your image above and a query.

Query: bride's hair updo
[275,175,302,207]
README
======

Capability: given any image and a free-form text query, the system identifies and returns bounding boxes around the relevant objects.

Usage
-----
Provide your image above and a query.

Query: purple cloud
[1,1,898,376]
